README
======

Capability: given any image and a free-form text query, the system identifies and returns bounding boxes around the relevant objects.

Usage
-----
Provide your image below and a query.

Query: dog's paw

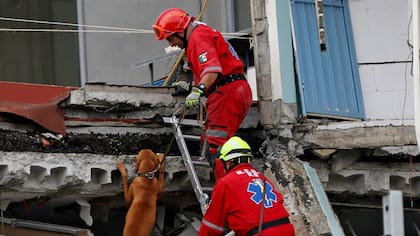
[117,160,128,177]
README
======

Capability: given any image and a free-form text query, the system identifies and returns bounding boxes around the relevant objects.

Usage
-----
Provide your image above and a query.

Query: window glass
[234,0,252,32]
[0,0,79,86]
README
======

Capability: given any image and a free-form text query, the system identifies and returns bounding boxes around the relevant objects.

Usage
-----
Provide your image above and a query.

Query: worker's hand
[186,87,204,108]
[172,80,191,93]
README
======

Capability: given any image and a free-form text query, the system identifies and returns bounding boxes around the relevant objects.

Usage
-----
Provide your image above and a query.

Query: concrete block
[366,170,389,191]
[327,173,366,194]
[28,165,47,185]
[51,167,67,186]
[331,150,361,172]
[0,165,7,180]
[390,175,406,190]
[90,168,108,185]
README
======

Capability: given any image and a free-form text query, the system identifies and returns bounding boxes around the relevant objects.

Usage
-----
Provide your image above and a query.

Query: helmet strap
[182,20,197,49]
[222,161,228,171]
[238,156,251,164]
[225,157,250,172]
[225,161,236,172]
[182,27,188,48]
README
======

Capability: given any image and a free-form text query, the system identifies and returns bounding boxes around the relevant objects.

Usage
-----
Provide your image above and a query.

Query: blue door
[291,0,365,119]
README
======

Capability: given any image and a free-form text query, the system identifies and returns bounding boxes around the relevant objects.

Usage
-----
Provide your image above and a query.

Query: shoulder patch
[199,52,208,63]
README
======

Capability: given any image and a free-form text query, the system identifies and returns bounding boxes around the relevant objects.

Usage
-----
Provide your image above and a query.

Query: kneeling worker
[198,136,295,236]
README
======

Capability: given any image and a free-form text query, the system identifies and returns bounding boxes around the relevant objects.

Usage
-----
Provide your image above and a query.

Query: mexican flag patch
[199,52,208,63]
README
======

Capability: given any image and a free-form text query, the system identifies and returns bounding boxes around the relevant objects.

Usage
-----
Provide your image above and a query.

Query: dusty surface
[0,129,192,155]
[0,127,266,158]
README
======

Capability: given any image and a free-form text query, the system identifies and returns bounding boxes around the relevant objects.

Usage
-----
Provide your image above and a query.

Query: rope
[0,16,249,38]
[0,16,148,32]
[199,101,208,160]
[161,104,188,165]
[409,155,414,208]
[257,184,265,236]
[0,191,4,236]
[0,28,147,34]
[0,28,145,33]
[257,164,269,236]
[0,209,3,236]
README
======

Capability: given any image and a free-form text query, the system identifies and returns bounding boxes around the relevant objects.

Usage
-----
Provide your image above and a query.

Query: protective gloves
[172,80,191,93]
[186,87,204,108]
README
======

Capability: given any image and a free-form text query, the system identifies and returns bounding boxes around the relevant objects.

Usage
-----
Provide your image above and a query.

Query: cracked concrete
[0,151,212,204]
[1,83,420,235]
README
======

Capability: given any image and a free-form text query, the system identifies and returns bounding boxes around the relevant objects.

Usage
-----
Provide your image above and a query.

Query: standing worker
[198,136,295,235]
[152,8,252,180]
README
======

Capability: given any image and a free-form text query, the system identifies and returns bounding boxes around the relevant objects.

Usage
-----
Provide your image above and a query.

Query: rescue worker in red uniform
[198,136,295,236]
[153,8,253,180]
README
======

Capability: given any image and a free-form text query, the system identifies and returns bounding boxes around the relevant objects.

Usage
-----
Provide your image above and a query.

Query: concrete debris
[0,82,419,235]
[261,145,341,235]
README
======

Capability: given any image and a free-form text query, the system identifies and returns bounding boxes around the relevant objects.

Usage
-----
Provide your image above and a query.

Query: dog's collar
[137,164,161,180]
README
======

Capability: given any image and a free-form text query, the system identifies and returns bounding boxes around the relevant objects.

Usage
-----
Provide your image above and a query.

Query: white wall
[80,0,415,122]
[81,0,201,86]
[349,0,414,120]
[80,0,232,87]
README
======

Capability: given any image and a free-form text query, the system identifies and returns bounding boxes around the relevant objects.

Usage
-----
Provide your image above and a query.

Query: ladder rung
[202,187,213,192]
[183,134,201,142]
[162,117,201,127]
[192,160,210,167]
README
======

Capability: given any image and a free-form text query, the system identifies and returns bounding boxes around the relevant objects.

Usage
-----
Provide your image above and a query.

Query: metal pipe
[332,202,420,212]
[9,218,82,234]
[76,0,87,86]
[413,0,420,152]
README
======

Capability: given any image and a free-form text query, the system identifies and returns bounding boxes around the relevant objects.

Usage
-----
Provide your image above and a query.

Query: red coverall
[186,22,253,179]
[198,163,295,236]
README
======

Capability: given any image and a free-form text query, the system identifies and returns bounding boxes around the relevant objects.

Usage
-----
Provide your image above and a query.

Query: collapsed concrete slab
[1,83,420,235]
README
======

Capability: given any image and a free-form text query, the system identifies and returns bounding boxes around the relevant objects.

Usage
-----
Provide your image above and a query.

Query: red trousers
[203,79,252,179]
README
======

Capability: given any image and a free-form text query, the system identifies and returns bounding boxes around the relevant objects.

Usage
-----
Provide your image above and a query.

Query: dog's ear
[137,149,159,165]
[135,151,143,170]
[156,153,165,164]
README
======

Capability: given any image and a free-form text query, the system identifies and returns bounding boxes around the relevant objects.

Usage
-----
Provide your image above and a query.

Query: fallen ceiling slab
[0,81,77,134]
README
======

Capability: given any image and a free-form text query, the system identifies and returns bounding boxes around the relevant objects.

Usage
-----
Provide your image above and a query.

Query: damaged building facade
[0,0,419,235]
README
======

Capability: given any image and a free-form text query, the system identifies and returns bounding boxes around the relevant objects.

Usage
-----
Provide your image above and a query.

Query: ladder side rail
[171,116,209,214]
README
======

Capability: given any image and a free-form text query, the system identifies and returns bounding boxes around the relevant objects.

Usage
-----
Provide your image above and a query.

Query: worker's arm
[199,72,219,90]
[198,181,229,235]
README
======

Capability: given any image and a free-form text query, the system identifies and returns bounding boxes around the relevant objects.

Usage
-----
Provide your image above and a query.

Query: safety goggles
[152,25,174,40]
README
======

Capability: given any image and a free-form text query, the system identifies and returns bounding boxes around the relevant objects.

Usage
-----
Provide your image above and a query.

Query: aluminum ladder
[162,110,210,215]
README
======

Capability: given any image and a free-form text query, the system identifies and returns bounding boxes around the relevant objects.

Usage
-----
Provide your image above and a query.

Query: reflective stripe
[202,219,224,232]
[201,66,222,77]
[206,129,228,139]
[224,152,252,161]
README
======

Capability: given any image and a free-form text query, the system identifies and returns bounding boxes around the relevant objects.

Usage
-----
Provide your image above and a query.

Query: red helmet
[152,8,195,40]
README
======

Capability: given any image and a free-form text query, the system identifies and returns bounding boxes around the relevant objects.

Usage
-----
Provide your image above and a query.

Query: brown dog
[117,149,165,236]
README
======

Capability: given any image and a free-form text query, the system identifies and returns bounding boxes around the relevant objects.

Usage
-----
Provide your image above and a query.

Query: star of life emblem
[247,178,277,208]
